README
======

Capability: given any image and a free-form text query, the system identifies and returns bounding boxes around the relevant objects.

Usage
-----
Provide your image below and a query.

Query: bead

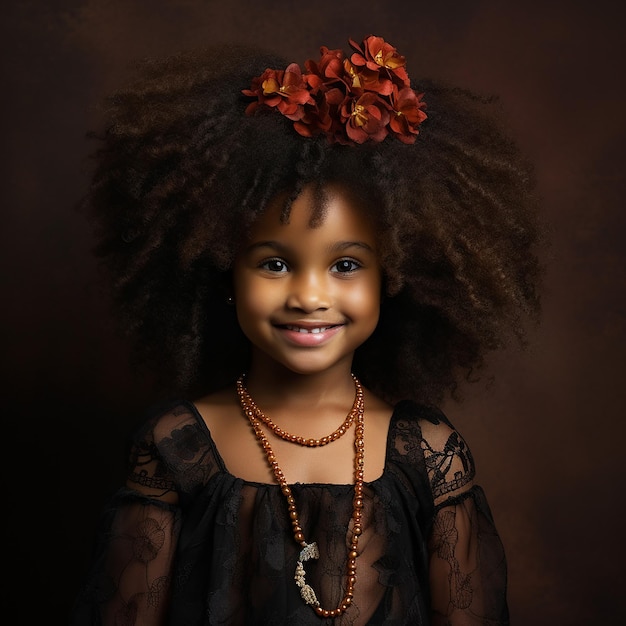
[238,374,360,448]
[237,373,365,617]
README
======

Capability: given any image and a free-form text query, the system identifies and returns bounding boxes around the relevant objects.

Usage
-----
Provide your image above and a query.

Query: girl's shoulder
[393,399,465,443]
[133,397,207,445]
[135,383,237,442]
[389,400,476,505]
[389,399,460,446]
[123,397,226,498]
[127,397,221,475]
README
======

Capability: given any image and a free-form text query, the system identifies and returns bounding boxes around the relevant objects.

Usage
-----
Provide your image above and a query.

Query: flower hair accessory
[242,35,427,145]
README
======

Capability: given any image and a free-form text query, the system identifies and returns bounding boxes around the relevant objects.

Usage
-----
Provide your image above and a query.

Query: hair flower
[243,35,426,145]
[389,86,428,143]
[304,46,346,83]
[348,36,410,87]
[242,63,314,121]
[342,93,390,144]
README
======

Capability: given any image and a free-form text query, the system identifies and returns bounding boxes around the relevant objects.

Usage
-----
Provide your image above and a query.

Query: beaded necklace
[236,374,365,619]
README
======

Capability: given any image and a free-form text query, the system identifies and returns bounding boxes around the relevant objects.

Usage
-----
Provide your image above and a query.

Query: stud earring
[226,295,235,305]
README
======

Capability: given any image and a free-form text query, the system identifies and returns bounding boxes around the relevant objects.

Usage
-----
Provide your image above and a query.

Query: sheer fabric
[70,399,509,625]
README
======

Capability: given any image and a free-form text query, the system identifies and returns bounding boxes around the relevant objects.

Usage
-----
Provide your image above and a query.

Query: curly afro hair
[81,43,544,405]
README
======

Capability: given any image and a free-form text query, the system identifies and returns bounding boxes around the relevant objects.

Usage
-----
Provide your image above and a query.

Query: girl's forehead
[249,184,378,243]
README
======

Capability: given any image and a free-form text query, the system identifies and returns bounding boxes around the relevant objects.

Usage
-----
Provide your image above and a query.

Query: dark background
[3,1,624,623]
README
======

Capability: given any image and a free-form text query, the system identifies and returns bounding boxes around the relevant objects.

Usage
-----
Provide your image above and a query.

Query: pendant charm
[294,542,320,607]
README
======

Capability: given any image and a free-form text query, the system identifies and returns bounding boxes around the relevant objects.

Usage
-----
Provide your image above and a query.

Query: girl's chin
[249,353,354,379]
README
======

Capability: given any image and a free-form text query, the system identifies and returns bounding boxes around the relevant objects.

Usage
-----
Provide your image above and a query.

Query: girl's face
[233,184,382,378]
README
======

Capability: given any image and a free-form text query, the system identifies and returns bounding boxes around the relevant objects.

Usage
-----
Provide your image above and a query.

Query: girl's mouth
[284,325,334,334]
[275,323,344,346]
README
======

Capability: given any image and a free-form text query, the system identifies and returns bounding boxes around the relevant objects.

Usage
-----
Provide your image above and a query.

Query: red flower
[349,35,410,88]
[294,90,333,137]
[242,63,313,121]
[343,58,393,96]
[304,46,345,84]
[243,35,427,146]
[389,86,428,144]
[341,93,390,144]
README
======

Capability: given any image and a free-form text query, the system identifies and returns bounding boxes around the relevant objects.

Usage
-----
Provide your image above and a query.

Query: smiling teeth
[286,325,331,334]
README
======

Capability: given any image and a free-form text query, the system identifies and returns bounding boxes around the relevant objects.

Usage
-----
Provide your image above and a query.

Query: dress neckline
[185,400,403,488]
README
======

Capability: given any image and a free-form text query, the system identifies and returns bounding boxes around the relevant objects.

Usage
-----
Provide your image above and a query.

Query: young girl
[70,35,542,625]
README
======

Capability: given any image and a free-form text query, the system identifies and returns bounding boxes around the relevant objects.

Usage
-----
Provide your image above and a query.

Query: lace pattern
[70,399,509,625]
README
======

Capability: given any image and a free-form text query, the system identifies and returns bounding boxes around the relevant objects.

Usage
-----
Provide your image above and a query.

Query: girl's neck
[243,360,357,412]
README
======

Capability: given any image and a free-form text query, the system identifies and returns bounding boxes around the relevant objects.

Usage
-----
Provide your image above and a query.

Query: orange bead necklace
[236,374,365,619]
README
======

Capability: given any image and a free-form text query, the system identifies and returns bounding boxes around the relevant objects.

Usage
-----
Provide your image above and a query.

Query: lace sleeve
[70,414,183,626]
[421,412,510,625]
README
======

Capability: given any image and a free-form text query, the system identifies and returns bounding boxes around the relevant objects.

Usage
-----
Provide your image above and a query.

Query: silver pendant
[294,541,320,606]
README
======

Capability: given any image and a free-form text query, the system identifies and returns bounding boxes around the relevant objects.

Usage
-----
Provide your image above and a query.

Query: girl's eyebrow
[331,241,376,253]
[245,240,376,254]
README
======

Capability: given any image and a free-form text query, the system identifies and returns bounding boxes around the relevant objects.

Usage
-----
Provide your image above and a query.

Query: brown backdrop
[2,1,624,623]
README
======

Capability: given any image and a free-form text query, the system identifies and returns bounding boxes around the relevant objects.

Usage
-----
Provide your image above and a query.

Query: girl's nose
[286,271,331,312]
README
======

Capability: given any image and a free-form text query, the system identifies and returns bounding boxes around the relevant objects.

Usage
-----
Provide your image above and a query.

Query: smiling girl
[71,35,543,625]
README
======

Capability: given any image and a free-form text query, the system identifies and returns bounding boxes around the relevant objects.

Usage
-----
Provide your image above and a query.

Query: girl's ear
[217,268,235,307]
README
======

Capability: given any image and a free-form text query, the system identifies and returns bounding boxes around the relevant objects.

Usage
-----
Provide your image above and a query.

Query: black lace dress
[70,399,509,625]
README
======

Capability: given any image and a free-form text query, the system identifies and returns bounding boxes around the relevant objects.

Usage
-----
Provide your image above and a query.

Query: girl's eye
[260,258,288,273]
[332,259,361,273]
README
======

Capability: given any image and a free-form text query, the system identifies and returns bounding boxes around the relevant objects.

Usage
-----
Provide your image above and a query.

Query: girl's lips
[275,323,344,347]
